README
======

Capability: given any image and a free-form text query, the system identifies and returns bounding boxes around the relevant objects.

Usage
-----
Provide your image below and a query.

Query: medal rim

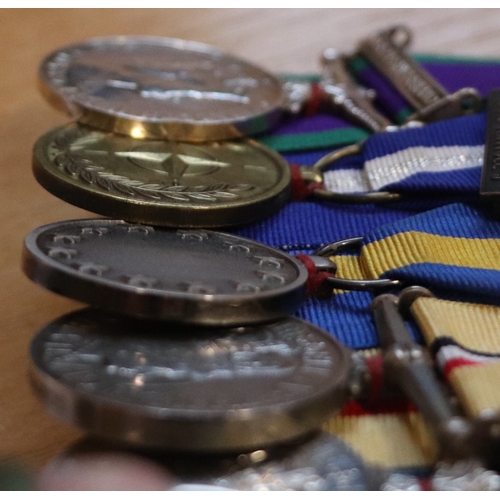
[29,309,353,452]
[32,124,292,228]
[22,219,308,325]
[38,35,285,141]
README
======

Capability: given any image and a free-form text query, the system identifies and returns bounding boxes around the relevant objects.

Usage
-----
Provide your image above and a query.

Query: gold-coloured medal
[33,124,291,228]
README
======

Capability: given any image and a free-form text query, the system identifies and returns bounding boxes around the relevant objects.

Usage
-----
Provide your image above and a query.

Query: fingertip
[36,452,178,491]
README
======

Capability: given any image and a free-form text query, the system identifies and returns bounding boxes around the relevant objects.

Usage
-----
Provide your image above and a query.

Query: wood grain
[2,8,500,472]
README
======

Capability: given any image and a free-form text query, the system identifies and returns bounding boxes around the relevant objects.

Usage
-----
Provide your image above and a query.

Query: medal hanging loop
[313,236,401,291]
[303,143,403,204]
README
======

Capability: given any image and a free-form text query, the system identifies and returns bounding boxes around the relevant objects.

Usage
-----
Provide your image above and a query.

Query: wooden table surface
[2,8,500,472]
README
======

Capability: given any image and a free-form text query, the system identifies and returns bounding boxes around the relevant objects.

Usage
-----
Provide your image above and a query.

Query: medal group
[22,29,500,490]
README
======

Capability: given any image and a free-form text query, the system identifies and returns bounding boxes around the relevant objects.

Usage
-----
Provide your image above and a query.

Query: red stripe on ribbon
[365,354,384,402]
[442,357,480,378]
[339,397,416,417]
[304,83,324,116]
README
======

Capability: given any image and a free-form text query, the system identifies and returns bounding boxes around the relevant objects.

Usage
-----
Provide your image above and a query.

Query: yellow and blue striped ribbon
[360,203,500,305]
[355,204,500,458]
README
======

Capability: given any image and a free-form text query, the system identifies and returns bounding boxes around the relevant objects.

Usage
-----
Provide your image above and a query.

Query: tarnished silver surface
[33,123,291,228]
[281,81,313,114]
[159,433,376,490]
[30,310,352,452]
[380,473,422,491]
[432,459,500,491]
[22,219,308,325]
[39,36,284,141]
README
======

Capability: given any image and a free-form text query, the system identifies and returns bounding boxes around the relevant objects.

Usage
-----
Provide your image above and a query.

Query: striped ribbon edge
[431,337,500,378]
[411,296,500,418]
[323,144,483,194]
[323,348,437,470]
[258,127,369,152]
[266,54,499,153]
[359,231,500,282]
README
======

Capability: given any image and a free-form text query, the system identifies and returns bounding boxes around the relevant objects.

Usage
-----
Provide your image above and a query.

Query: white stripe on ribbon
[323,145,484,194]
[435,344,499,371]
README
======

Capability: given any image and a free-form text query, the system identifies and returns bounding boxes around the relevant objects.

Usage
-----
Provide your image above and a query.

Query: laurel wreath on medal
[51,130,254,202]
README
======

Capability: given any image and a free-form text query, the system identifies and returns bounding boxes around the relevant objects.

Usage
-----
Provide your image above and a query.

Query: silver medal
[168,432,378,490]
[30,309,353,452]
[39,36,284,141]
[22,219,308,325]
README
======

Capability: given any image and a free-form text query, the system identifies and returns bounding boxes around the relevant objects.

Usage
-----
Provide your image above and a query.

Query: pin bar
[371,290,476,461]
[357,25,482,123]
[281,50,396,132]
[319,49,395,132]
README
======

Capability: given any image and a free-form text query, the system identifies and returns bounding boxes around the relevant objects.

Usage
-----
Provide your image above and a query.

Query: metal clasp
[300,143,402,204]
[319,48,397,133]
[281,50,398,133]
[313,236,400,291]
[357,25,483,124]
[371,286,477,461]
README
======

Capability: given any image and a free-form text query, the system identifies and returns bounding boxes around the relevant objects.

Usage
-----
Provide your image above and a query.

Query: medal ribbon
[324,347,436,472]
[323,113,486,196]
[317,203,500,470]
[351,204,500,465]
[410,297,500,419]
[359,203,500,304]
[239,59,500,474]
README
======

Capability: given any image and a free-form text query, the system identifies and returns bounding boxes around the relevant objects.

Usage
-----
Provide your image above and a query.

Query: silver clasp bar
[357,25,482,123]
